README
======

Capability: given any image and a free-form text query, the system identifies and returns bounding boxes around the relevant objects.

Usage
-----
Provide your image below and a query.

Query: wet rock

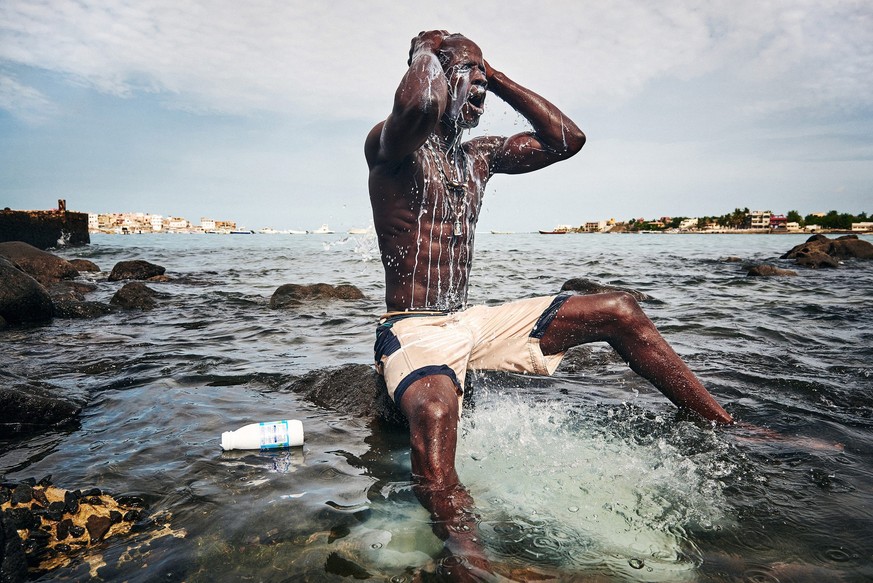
[723,256,743,263]
[270,283,365,308]
[110,282,161,310]
[85,515,111,542]
[67,258,99,272]
[283,364,406,427]
[1,510,28,583]
[0,257,54,324]
[52,300,116,319]
[781,234,873,267]
[0,381,83,437]
[559,278,651,302]
[0,242,79,285]
[107,260,166,282]
[795,250,840,269]
[747,264,798,277]
[47,281,97,302]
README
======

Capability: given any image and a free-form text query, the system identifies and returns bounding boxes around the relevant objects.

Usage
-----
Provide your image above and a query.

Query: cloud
[2,0,872,124]
[0,73,58,123]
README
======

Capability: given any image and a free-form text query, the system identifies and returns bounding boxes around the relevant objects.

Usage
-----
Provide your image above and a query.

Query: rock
[46,281,98,302]
[723,256,743,263]
[270,283,365,308]
[559,278,651,302]
[107,260,166,282]
[781,234,873,266]
[282,364,406,427]
[1,509,28,583]
[67,259,100,272]
[52,300,116,319]
[0,381,83,437]
[0,257,54,324]
[0,241,79,286]
[110,282,161,310]
[747,264,798,277]
[795,250,840,269]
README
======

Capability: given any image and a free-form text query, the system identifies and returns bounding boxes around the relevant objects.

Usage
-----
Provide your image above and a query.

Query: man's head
[437,34,487,129]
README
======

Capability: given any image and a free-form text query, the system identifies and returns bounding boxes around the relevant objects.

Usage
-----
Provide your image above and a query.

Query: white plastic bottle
[220,420,304,451]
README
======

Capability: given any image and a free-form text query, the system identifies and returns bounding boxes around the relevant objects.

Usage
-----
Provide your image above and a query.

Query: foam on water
[455,390,732,580]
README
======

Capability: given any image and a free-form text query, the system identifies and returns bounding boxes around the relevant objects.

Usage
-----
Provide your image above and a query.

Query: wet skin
[366,30,731,580]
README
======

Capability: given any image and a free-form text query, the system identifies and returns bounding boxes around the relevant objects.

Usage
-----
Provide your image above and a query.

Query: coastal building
[769,214,787,229]
[201,218,216,231]
[679,218,699,230]
[582,220,607,232]
[852,222,873,232]
[749,210,772,229]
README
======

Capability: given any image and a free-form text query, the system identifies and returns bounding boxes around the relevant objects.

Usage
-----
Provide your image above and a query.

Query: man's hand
[408,30,449,65]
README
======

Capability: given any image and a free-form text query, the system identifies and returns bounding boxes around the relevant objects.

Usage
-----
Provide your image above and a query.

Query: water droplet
[371,542,383,549]
[568,506,579,513]
[629,558,644,569]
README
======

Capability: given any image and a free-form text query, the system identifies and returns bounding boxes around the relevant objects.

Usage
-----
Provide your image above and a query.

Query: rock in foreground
[0,257,54,324]
[110,282,162,310]
[0,381,83,437]
[747,264,798,277]
[270,283,365,308]
[0,242,79,286]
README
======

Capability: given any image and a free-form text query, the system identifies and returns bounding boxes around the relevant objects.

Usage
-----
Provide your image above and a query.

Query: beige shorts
[374,295,570,406]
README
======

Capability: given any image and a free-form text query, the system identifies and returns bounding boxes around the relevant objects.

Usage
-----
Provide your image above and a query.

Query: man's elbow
[565,129,586,157]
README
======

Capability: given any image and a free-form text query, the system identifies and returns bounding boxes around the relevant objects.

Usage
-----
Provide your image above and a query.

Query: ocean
[2,232,871,582]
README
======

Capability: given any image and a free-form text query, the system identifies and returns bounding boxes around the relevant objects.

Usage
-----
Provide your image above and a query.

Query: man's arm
[485,61,586,174]
[366,30,449,168]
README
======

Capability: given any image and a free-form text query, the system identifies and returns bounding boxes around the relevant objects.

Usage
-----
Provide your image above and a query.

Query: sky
[1,0,872,232]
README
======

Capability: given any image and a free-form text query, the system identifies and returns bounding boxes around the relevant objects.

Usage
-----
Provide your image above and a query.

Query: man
[365,30,732,579]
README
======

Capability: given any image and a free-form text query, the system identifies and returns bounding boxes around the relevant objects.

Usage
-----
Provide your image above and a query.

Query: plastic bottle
[220,420,304,451]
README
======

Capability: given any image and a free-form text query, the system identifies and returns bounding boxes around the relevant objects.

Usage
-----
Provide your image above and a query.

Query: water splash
[456,390,732,579]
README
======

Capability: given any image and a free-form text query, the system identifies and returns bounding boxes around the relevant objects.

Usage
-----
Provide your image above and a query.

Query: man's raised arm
[485,61,586,174]
[366,30,449,167]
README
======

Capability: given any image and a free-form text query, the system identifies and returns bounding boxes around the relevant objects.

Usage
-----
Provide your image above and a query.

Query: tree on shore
[805,210,869,230]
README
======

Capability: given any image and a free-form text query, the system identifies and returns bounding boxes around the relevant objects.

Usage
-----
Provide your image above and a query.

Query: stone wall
[0,209,90,249]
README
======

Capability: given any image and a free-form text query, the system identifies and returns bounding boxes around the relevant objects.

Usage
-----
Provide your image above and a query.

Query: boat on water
[307,224,335,234]
[230,229,254,235]
[539,224,573,234]
[348,225,375,235]
[257,227,281,234]
[287,229,306,235]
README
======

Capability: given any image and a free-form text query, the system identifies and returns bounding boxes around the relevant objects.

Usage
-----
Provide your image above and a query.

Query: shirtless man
[365,30,733,579]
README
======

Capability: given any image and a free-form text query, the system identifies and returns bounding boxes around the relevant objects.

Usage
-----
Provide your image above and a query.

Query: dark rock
[723,256,743,263]
[0,381,83,437]
[68,258,100,272]
[270,283,365,308]
[0,257,54,324]
[795,250,840,269]
[47,281,97,301]
[11,485,33,506]
[747,264,798,277]
[85,515,111,542]
[282,364,406,427]
[781,233,873,267]
[0,241,79,285]
[110,282,161,310]
[559,278,651,302]
[108,260,166,281]
[0,510,28,583]
[52,300,116,319]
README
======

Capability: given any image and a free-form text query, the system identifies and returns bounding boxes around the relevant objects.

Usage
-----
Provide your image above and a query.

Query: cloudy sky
[2,1,871,231]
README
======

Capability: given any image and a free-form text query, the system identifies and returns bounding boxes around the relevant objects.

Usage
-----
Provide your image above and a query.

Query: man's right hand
[408,29,449,65]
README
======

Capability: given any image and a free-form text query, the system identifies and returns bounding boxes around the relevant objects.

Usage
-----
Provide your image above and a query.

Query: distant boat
[307,224,335,234]
[490,230,514,234]
[348,225,375,235]
[257,227,280,234]
[287,229,306,235]
[230,229,254,234]
[539,224,573,234]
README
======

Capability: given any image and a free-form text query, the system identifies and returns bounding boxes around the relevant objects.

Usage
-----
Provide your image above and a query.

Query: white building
[88,213,99,231]
[852,222,873,232]
[201,218,216,231]
[679,217,699,230]
[150,215,163,231]
[749,210,771,229]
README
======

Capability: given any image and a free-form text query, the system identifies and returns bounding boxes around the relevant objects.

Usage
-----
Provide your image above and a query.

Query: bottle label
[259,421,290,449]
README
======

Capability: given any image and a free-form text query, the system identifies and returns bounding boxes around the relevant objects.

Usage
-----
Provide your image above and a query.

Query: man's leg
[539,292,733,424]
[398,375,492,577]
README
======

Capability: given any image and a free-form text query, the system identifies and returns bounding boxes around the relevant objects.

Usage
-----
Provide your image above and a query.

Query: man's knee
[400,374,461,425]
[600,291,645,324]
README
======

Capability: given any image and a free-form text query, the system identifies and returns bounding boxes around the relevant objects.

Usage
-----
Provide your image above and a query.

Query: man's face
[439,36,487,128]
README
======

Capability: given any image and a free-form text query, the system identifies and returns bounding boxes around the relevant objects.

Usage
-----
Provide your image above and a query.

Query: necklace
[426,136,468,237]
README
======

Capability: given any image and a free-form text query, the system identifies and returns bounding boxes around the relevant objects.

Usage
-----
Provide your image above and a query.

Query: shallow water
[2,232,872,581]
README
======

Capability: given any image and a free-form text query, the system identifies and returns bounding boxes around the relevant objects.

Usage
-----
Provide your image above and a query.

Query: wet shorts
[374,294,571,406]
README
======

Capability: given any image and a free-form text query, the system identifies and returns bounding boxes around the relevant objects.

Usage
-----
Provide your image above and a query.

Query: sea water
[1,232,871,581]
